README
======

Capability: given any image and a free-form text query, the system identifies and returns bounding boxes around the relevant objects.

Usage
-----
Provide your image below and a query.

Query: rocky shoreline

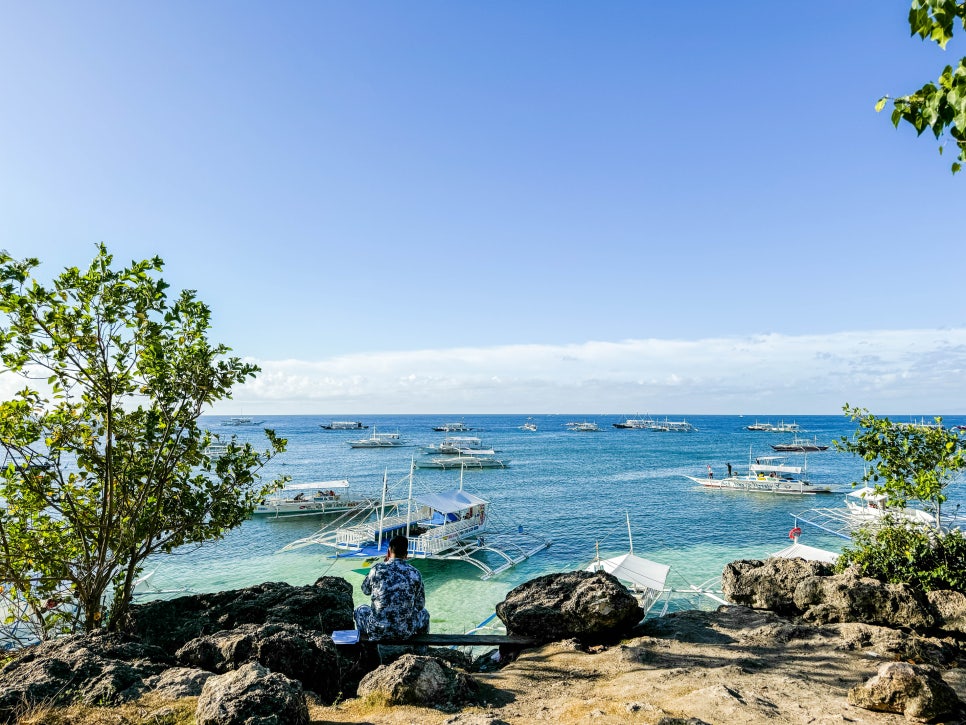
[1,560,964,724]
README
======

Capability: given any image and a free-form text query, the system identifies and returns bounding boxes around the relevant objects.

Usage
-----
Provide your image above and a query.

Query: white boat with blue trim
[281,468,548,579]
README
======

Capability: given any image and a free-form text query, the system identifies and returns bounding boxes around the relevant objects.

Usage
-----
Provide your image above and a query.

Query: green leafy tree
[877,0,966,173]
[834,405,966,592]
[834,405,965,527]
[0,245,287,638]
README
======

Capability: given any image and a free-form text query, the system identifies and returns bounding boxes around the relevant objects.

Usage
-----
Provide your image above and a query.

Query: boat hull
[252,498,371,517]
[683,475,833,495]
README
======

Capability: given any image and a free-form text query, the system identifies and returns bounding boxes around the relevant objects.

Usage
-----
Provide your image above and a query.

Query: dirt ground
[311,607,966,725]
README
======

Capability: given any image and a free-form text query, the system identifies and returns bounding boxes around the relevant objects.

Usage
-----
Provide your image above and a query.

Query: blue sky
[1,2,964,414]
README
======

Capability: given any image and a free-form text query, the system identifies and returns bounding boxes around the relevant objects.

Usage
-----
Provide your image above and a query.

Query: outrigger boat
[771,436,829,452]
[222,416,266,426]
[252,480,376,519]
[684,452,834,495]
[348,427,405,448]
[414,451,510,469]
[424,436,489,454]
[433,421,472,432]
[585,513,729,617]
[281,465,550,579]
[613,416,654,429]
[790,487,960,541]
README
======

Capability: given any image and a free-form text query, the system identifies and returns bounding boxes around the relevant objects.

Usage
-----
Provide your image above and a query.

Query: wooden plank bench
[338,632,537,659]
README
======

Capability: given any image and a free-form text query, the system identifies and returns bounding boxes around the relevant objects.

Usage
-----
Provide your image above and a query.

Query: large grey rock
[794,571,934,629]
[830,622,959,668]
[357,654,477,707]
[0,631,171,721]
[721,558,832,615]
[195,661,308,725]
[641,605,824,650]
[124,577,354,655]
[176,621,342,702]
[145,666,214,698]
[847,661,961,721]
[927,589,966,636]
[495,570,643,644]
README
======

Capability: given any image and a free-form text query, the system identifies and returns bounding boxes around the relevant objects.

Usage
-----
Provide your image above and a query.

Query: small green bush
[836,523,966,594]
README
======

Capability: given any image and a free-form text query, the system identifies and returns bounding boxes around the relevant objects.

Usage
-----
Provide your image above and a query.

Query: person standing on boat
[354,534,430,641]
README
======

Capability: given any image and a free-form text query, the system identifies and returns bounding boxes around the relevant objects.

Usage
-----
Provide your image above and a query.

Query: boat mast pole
[377,468,388,552]
[626,511,634,555]
[406,458,414,538]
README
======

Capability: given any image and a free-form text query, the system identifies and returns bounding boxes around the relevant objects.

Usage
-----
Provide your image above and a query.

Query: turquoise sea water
[139,414,966,634]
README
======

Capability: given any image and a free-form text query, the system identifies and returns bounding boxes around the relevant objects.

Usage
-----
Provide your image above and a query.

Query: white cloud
[215,329,966,415]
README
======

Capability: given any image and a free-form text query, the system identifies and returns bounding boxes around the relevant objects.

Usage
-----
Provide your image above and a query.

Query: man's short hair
[388,535,409,558]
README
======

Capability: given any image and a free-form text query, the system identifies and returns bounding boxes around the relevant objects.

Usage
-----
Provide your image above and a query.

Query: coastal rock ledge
[3,563,966,723]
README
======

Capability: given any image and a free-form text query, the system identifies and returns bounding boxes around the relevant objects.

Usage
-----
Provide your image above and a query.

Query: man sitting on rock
[354,534,430,641]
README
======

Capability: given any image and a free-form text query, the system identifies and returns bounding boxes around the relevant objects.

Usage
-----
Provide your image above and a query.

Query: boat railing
[335,507,431,546]
[411,517,484,555]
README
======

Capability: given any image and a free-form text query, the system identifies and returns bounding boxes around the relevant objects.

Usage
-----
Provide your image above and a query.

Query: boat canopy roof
[749,462,803,474]
[588,552,670,592]
[284,480,350,491]
[415,489,488,514]
[770,542,839,564]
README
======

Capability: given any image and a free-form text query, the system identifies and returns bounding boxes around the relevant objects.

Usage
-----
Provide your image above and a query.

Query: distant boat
[647,417,696,432]
[746,420,800,433]
[348,427,405,448]
[321,421,368,430]
[892,418,944,431]
[771,437,829,453]
[222,416,265,426]
[746,420,773,431]
[433,421,472,432]
[566,421,600,432]
[415,451,510,469]
[252,480,375,518]
[424,436,489,454]
[613,416,653,430]
[520,418,538,432]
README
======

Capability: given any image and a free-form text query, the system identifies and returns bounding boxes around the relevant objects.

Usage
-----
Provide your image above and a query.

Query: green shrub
[836,523,966,594]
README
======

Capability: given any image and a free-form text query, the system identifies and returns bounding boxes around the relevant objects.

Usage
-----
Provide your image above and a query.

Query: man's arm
[413,572,426,611]
[361,565,376,596]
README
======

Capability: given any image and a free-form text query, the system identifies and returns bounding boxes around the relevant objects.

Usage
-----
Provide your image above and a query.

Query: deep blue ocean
[139,414,966,634]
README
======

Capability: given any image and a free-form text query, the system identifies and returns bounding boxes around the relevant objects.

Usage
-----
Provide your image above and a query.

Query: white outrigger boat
[432,421,472,432]
[252,480,377,519]
[348,427,405,448]
[566,421,600,432]
[281,466,550,579]
[790,487,960,541]
[424,436,488,454]
[415,449,510,469]
[585,513,729,617]
[684,453,834,495]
